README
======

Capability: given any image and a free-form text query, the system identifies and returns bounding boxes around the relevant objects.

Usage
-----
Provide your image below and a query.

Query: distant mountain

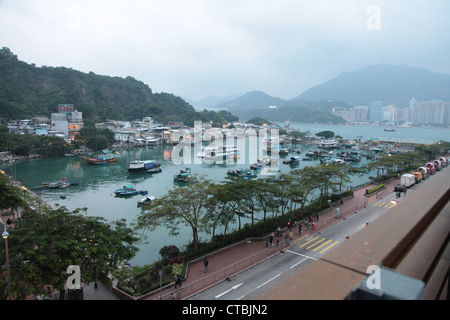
[214,90,348,123]
[235,105,345,124]
[184,94,242,110]
[294,64,450,107]
[216,90,287,111]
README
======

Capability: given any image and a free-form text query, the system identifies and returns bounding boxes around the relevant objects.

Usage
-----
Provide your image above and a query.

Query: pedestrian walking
[289,231,293,244]
[175,274,182,289]
[276,239,279,248]
[203,258,208,273]
[298,224,302,234]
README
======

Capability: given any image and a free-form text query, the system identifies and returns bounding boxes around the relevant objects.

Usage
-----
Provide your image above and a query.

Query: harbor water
[2,124,449,266]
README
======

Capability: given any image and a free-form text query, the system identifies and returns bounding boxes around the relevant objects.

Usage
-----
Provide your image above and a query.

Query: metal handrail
[155,240,290,300]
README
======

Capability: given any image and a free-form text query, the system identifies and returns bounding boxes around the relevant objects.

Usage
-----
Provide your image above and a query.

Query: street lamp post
[89,239,98,289]
[37,198,42,214]
[2,224,11,300]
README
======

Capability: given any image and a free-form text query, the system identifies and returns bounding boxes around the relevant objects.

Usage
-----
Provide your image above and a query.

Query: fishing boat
[250,160,264,170]
[146,167,162,174]
[279,148,290,155]
[317,139,339,149]
[384,128,396,132]
[138,195,156,205]
[173,168,194,183]
[114,185,139,197]
[239,169,257,179]
[227,169,257,179]
[46,181,71,189]
[127,160,161,174]
[283,156,300,165]
[83,149,120,165]
[203,145,239,161]
[43,178,77,189]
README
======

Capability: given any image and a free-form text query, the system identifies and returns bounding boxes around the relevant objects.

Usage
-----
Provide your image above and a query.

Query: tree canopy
[0,47,238,125]
[0,205,139,299]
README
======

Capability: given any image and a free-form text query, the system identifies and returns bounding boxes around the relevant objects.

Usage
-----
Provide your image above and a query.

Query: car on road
[394,184,407,192]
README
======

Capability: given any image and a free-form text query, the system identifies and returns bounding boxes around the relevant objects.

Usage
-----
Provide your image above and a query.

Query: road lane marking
[257,274,280,289]
[312,239,332,251]
[215,283,243,299]
[319,240,339,253]
[299,236,319,248]
[285,250,317,260]
[290,257,308,269]
[306,237,325,250]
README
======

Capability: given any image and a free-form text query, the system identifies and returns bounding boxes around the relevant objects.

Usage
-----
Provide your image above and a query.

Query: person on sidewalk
[203,258,208,273]
[175,274,183,289]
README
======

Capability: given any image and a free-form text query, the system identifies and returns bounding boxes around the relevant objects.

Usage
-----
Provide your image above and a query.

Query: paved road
[189,195,397,300]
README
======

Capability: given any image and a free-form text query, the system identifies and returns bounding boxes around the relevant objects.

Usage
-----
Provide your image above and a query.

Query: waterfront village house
[114,129,137,145]
[50,104,84,140]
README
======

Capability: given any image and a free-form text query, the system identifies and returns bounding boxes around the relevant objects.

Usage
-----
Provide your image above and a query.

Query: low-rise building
[50,104,84,139]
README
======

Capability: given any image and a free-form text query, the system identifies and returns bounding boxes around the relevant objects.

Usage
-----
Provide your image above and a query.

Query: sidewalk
[139,178,400,300]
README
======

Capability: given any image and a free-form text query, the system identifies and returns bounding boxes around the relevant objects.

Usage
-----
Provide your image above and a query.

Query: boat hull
[127,160,161,173]
[83,156,118,164]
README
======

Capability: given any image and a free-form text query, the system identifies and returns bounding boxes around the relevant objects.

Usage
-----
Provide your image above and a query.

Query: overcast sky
[1,0,449,101]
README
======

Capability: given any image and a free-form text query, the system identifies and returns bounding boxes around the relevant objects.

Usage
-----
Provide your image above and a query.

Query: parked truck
[400,173,416,188]
[426,162,436,175]
[411,171,422,183]
[433,159,442,171]
[417,166,429,180]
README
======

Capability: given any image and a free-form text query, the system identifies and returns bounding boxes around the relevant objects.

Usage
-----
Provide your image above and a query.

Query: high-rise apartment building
[368,101,383,122]
[408,99,450,125]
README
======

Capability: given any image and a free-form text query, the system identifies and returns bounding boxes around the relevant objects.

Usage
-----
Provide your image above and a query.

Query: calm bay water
[290,123,450,143]
[2,124,449,266]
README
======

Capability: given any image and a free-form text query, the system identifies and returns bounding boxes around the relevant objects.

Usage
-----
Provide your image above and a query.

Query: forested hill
[0,47,236,125]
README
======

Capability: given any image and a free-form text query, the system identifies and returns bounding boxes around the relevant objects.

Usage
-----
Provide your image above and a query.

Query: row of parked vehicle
[395,156,449,192]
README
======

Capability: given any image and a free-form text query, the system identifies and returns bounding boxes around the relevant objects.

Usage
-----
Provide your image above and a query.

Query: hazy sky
[1,0,449,101]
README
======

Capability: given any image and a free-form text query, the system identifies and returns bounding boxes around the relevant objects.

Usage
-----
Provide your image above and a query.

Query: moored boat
[43,178,77,188]
[203,145,239,161]
[173,168,194,183]
[127,160,161,174]
[114,185,139,197]
[283,156,300,165]
[83,149,120,165]
[138,195,156,205]
[146,167,162,174]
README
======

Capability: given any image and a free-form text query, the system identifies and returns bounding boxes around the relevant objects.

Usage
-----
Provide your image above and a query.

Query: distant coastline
[280,121,450,130]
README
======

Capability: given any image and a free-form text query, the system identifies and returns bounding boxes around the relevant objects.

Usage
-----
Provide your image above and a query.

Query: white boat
[317,139,338,149]
[138,195,156,205]
[127,160,161,174]
[203,145,239,160]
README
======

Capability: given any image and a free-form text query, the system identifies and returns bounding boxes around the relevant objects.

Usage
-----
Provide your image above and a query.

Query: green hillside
[0,47,236,126]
